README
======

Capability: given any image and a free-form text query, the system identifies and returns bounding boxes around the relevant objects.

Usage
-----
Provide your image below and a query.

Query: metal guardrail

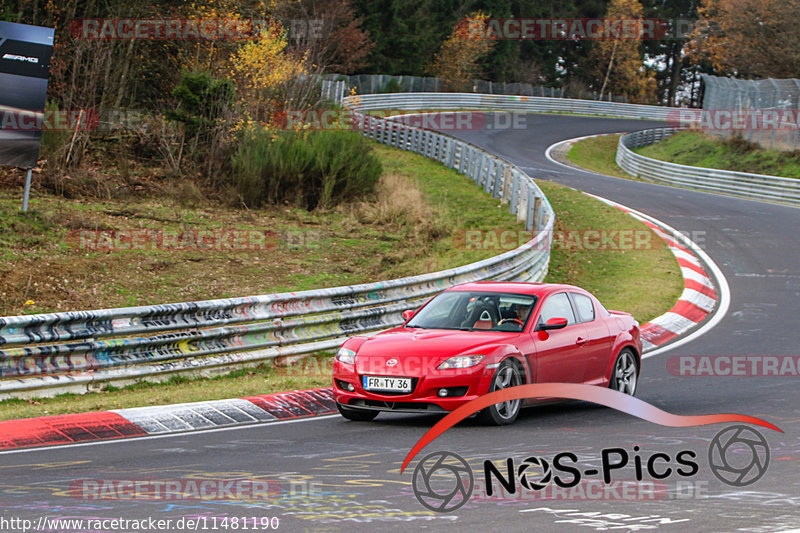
[324,73,631,102]
[0,95,561,397]
[616,128,800,206]
[344,92,678,121]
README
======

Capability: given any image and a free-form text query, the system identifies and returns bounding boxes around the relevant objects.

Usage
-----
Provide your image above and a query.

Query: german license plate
[362,375,412,393]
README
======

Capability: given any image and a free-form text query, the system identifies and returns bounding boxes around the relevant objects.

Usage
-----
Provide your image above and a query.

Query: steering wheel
[498,318,525,328]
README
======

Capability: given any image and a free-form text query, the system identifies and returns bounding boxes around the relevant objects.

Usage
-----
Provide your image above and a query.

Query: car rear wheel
[609,349,638,396]
[337,403,379,421]
[477,359,522,426]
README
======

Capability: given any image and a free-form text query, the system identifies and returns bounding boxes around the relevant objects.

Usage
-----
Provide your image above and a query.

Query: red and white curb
[585,193,730,357]
[0,388,336,450]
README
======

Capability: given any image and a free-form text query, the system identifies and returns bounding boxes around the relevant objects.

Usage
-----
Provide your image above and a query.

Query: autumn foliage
[428,12,496,92]
[686,0,800,78]
[590,0,656,103]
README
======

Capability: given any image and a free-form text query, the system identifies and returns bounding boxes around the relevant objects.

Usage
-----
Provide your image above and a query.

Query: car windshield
[406,291,538,332]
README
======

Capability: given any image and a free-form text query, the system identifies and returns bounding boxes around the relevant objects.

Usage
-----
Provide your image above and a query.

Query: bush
[231,129,382,210]
[166,71,235,139]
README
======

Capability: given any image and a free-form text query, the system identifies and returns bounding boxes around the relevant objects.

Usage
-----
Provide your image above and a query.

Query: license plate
[362,375,412,393]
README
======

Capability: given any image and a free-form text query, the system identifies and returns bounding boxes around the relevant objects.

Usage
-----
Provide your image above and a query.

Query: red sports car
[332,282,641,425]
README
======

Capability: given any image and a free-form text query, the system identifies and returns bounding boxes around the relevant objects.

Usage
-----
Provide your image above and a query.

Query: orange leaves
[428,11,496,92]
[231,21,306,90]
[591,0,656,103]
[686,0,800,78]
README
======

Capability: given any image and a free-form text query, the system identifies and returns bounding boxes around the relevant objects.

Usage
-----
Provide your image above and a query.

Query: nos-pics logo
[412,425,770,513]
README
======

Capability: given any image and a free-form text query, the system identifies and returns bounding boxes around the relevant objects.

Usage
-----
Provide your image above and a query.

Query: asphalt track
[2,114,799,533]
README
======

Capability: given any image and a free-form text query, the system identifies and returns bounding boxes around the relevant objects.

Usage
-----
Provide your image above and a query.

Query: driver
[500,303,531,325]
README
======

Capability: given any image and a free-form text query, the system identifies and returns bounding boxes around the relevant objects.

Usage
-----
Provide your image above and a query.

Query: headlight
[336,347,356,365]
[438,354,485,369]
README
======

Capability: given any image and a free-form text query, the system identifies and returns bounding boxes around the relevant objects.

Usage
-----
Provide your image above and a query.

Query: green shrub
[166,71,235,139]
[231,129,382,210]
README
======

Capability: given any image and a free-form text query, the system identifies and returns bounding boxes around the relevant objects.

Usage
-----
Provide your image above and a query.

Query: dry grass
[354,172,428,227]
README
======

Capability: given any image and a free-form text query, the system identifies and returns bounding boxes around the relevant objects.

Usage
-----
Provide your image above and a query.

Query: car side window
[571,293,595,323]
[538,292,576,326]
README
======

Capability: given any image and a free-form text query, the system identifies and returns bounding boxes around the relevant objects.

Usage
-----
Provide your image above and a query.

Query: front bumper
[332,359,496,412]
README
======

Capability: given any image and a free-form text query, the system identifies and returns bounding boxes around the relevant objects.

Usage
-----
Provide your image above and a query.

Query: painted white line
[583,193,731,359]
[0,414,341,456]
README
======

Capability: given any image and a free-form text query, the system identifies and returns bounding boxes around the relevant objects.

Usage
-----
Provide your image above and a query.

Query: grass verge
[566,133,631,179]
[635,131,800,178]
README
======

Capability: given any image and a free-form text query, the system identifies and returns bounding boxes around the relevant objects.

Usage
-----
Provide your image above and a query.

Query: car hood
[354,327,518,376]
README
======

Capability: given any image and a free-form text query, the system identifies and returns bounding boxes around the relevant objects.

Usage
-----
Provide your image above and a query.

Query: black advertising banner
[0,21,55,168]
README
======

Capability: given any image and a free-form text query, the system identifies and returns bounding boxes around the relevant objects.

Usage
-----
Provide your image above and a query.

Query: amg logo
[2,53,39,63]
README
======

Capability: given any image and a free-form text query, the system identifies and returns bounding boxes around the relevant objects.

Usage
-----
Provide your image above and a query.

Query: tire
[477,359,523,426]
[609,349,639,396]
[337,403,379,422]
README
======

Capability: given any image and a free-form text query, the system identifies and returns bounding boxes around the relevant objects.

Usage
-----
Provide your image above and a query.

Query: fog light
[337,380,355,392]
[438,388,449,397]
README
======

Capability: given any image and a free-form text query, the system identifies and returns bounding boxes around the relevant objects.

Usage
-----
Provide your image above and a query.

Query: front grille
[351,399,446,412]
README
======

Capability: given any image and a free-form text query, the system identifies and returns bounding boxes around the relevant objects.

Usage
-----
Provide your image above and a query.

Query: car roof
[443,281,587,297]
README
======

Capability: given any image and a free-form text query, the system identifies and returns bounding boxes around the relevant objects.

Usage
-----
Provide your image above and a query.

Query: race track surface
[2,114,798,533]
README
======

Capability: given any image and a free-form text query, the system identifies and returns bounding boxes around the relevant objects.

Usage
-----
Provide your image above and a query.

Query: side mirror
[537,317,568,331]
[402,309,416,321]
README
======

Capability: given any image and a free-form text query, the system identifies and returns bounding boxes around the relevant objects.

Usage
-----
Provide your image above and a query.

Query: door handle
[575,337,587,345]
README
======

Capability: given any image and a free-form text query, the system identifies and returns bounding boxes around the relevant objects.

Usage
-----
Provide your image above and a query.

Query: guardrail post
[510,171,520,215]
[470,151,480,182]
[483,155,493,193]
[526,190,537,231]
[517,182,528,222]
[445,139,456,167]
[492,160,503,199]
[535,196,544,230]
[459,145,469,174]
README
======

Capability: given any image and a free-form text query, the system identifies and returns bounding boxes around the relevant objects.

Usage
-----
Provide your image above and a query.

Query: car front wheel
[477,359,522,426]
[609,349,639,396]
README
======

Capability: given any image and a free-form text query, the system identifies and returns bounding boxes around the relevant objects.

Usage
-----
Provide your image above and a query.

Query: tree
[271,0,374,75]
[230,20,307,124]
[428,11,496,91]
[686,0,800,78]
[590,0,657,102]
[352,0,457,75]
[640,0,701,106]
